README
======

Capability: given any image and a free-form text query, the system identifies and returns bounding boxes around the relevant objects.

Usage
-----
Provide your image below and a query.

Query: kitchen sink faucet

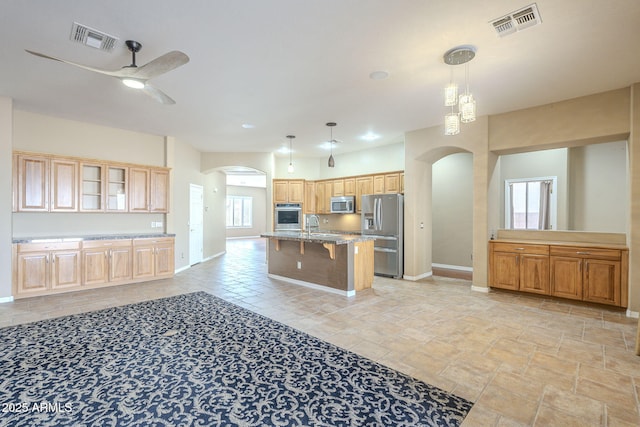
[306,215,320,236]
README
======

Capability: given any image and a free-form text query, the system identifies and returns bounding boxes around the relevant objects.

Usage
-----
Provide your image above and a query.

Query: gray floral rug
[0,292,472,426]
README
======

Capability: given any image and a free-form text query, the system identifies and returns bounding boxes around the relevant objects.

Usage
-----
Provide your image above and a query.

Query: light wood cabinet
[16,154,49,211]
[107,166,128,212]
[315,181,327,214]
[129,167,150,212]
[489,240,628,307]
[15,242,81,296]
[50,159,78,212]
[344,178,356,196]
[384,173,401,194]
[356,176,374,212]
[332,179,344,196]
[150,168,170,213]
[373,175,385,194]
[133,238,175,280]
[490,242,549,294]
[80,162,104,212]
[304,181,316,214]
[82,240,132,286]
[273,179,305,204]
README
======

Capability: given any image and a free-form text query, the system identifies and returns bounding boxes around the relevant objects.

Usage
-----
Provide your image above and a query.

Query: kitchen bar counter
[261,231,375,296]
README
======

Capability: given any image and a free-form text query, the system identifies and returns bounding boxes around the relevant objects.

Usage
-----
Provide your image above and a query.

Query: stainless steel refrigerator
[361,193,403,278]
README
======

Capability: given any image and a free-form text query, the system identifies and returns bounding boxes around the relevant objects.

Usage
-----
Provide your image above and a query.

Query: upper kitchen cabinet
[130,167,169,213]
[304,181,316,214]
[106,165,128,212]
[332,179,344,196]
[16,153,78,212]
[355,176,373,212]
[80,162,105,212]
[344,178,356,196]
[273,179,304,203]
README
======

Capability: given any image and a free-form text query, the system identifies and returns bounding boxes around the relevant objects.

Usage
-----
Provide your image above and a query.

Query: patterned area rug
[0,292,472,426]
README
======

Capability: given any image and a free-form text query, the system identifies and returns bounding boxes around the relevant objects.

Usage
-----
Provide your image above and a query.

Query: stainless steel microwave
[330,196,355,213]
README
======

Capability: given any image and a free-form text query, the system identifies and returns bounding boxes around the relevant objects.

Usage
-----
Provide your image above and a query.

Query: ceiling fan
[25,40,189,105]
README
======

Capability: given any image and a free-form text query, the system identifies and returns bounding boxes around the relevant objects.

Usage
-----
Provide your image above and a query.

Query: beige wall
[274,142,404,180]
[432,153,473,268]
[0,97,12,300]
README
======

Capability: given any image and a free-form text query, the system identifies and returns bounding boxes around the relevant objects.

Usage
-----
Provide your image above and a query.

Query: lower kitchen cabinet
[489,240,628,307]
[132,238,175,280]
[15,242,81,296]
[13,236,175,299]
[82,239,132,286]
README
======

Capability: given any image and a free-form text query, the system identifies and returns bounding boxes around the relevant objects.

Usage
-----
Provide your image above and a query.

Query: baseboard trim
[471,285,490,293]
[0,296,14,304]
[403,271,433,281]
[432,263,473,272]
[175,251,226,275]
[268,274,355,297]
[626,309,639,319]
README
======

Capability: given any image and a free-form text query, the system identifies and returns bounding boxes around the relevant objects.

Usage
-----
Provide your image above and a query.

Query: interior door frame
[189,183,204,266]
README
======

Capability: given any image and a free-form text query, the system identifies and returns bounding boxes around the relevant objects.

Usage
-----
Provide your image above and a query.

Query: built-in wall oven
[274,203,302,231]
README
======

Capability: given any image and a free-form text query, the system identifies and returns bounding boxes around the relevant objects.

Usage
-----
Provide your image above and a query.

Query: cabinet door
[332,179,344,196]
[315,182,326,214]
[107,166,128,212]
[155,243,175,278]
[50,250,81,289]
[129,168,150,212]
[519,254,549,295]
[355,177,373,212]
[344,178,356,196]
[583,259,620,306]
[18,155,49,211]
[288,180,304,203]
[80,163,104,212]
[16,252,49,294]
[491,252,520,290]
[304,181,316,214]
[373,175,385,194]
[132,245,155,279]
[384,173,400,194]
[82,249,109,286]
[110,246,133,282]
[550,256,583,300]
[273,181,288,203]
[150,169,170,213]
[50,159,78,212]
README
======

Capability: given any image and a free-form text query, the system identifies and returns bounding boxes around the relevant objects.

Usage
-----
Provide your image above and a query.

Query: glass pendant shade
[444,111,460,135]
[286,135,295,173]
[328,153,335,168]
[287,163,294,173]
[459,93,476,123]
[444,83,458,107]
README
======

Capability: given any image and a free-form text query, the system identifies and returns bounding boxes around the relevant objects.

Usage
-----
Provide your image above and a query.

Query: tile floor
[2,238,639,426]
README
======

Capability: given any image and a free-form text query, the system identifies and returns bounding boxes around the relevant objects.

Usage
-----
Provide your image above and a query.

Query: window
[226,196,252,228]
[505,177,557,230]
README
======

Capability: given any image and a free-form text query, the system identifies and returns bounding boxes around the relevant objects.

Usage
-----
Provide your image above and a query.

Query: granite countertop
[261,231,373,245]
[13,233,176,244]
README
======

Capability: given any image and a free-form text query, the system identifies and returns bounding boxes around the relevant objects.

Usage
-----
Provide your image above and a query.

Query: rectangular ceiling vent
[70,22,118,51]
[490,3,542,37]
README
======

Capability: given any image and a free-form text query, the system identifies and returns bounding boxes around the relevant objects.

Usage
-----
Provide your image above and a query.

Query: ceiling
[1,1,639,159]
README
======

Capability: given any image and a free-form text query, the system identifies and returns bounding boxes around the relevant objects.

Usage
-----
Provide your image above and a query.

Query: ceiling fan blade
[129,51,189,80]
[25,49,136,78]
[142,83,176,105]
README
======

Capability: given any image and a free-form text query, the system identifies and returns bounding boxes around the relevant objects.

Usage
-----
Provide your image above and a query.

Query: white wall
[226,185,267,238]
[432,153,473,268]
[568,140,627,232]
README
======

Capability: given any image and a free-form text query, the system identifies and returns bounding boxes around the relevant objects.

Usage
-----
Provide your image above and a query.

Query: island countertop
[260,231,374,245]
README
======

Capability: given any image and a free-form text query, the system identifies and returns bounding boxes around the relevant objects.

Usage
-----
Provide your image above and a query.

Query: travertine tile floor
[2,238,639,426]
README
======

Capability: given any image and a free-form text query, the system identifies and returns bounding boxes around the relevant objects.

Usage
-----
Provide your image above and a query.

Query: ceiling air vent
[70,22,118,51]
[490,3,542,37]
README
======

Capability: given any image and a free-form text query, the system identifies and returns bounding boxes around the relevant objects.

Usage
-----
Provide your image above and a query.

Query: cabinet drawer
[82,239,132,249]
[133,238,174,246]
[17,241,80,252]
[550,246,621,260]
[491,242,549,255]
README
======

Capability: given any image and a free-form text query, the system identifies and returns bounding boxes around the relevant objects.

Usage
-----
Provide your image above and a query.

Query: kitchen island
[260,231,375,296]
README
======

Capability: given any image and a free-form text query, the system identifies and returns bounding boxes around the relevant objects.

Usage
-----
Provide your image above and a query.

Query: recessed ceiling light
[361,132,380,141]
[369,70,389,80]
[241,123,255,129]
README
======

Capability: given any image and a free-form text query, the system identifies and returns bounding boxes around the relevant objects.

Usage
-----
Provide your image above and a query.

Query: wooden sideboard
[489,239,628,307]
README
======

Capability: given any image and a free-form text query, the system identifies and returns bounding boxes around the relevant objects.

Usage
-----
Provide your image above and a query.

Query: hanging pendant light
[286,135,295,173]
[326,122,336,168]
[443,45,477,135]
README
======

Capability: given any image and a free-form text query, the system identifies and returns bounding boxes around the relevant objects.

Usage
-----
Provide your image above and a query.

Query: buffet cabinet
[13,151,170,213]
[12,237,175,299]
[489,240,628,307]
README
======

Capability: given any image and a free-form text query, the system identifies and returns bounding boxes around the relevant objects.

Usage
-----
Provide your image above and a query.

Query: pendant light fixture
[286,135,295,173]
[443,45,477,135]
[326,122,336,168]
